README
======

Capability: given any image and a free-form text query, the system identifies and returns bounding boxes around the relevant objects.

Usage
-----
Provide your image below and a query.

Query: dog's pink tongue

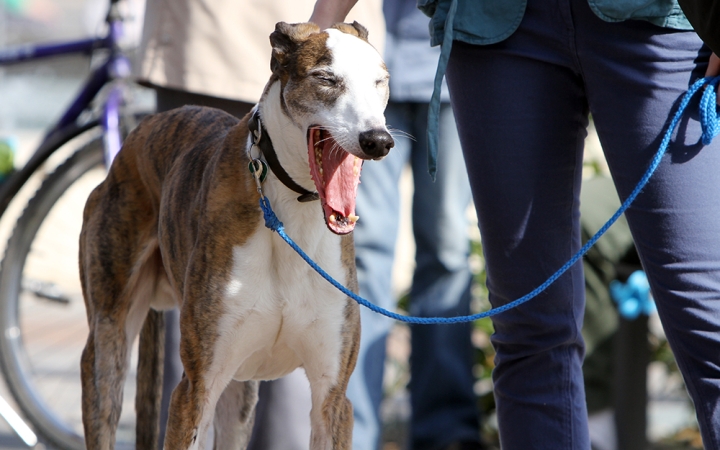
[323,147,361,226]
[307,128,363,235]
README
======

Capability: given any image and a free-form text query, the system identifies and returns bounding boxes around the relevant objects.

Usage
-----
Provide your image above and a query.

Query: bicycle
[0,1,150,448]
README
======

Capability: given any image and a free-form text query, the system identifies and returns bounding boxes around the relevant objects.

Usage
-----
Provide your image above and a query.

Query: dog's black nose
[359,129,394,159]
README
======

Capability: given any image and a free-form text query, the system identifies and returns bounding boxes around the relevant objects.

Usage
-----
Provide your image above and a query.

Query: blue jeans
[349,101,480,450]
[445,0,720,448]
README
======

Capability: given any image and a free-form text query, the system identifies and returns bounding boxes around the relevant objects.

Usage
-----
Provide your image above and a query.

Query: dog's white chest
[215,218,349,382]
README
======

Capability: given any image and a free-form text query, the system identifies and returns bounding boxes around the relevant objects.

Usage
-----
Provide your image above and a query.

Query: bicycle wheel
[0,137,137,449]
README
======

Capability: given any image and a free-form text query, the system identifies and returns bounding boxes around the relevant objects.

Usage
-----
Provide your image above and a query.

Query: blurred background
[0,1,706,449]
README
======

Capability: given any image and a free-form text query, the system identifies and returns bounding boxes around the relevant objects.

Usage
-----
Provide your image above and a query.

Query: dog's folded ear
[270,22,321,75]
[331,21,369,42]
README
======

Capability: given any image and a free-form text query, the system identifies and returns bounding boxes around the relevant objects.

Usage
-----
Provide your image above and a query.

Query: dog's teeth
[329,214,337,223]
[315,152,323,174]
[349,215,359,223]
[312,129,325,176]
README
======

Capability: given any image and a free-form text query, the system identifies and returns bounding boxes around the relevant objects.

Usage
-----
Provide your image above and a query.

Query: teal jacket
[419,0,691,47]
[422,0,692,178]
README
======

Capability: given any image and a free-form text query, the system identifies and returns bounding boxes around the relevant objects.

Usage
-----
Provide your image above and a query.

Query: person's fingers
[705,52,720,77]
[705,53,720,105]
[309,0,357,29]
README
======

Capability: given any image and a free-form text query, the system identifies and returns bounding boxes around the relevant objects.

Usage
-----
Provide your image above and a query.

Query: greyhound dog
[79,21,393,449]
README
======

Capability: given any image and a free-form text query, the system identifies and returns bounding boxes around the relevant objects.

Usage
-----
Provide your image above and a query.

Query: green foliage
[0,139,15,178]
[469,237,496,423]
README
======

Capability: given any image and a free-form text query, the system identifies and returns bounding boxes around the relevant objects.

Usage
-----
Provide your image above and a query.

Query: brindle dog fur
[79,21,392,450]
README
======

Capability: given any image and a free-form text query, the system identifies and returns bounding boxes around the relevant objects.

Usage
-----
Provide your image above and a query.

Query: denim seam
[663,330,720,448]
[566,0,588,80]
[567,119,585,450]
[564,345,573,449]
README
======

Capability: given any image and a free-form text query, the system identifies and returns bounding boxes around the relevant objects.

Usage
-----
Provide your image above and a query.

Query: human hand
[309,0,358,29]
[706,52,720,78]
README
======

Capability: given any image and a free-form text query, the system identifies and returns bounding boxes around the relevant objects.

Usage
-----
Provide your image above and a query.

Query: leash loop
[700,77,720,145]
[258,76,720,324]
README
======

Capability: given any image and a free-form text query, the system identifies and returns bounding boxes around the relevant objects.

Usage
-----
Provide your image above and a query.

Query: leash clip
[249,158,268,196]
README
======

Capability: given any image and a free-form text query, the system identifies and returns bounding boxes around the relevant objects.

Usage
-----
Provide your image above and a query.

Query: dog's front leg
[164,364,254,449]
[302,302,361,450]
[162,306,249,449]
[163,374,212,450]
[307,377,355,450]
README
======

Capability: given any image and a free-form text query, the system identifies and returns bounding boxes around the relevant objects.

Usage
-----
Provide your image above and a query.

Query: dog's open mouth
[307,127,362,235]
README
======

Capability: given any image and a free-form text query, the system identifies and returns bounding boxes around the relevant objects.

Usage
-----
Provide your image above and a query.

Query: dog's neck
[250,81,333,241]
[256,82,316,197]
[248,109,318,203]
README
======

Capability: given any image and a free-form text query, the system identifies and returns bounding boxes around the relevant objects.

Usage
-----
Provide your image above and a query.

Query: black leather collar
[248,109,319,203]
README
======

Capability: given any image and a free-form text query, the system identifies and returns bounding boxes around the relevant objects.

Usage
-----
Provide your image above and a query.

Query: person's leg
[349,101,410,450]
[407,102,481,449]
[445,1,590,448]
[572,0,720,446]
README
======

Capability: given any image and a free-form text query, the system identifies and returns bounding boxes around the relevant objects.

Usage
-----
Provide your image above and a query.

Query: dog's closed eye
[312,71,339,86]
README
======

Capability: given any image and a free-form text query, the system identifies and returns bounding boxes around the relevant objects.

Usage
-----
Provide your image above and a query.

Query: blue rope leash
[258,76,719,325]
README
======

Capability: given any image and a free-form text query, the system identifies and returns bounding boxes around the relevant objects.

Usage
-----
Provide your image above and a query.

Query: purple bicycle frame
[0,8,130,218]
[0,14,130,158]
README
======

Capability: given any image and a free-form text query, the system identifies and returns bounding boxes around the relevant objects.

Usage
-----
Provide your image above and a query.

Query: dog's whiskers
[388,127,415,142]
[334,144,347,159]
